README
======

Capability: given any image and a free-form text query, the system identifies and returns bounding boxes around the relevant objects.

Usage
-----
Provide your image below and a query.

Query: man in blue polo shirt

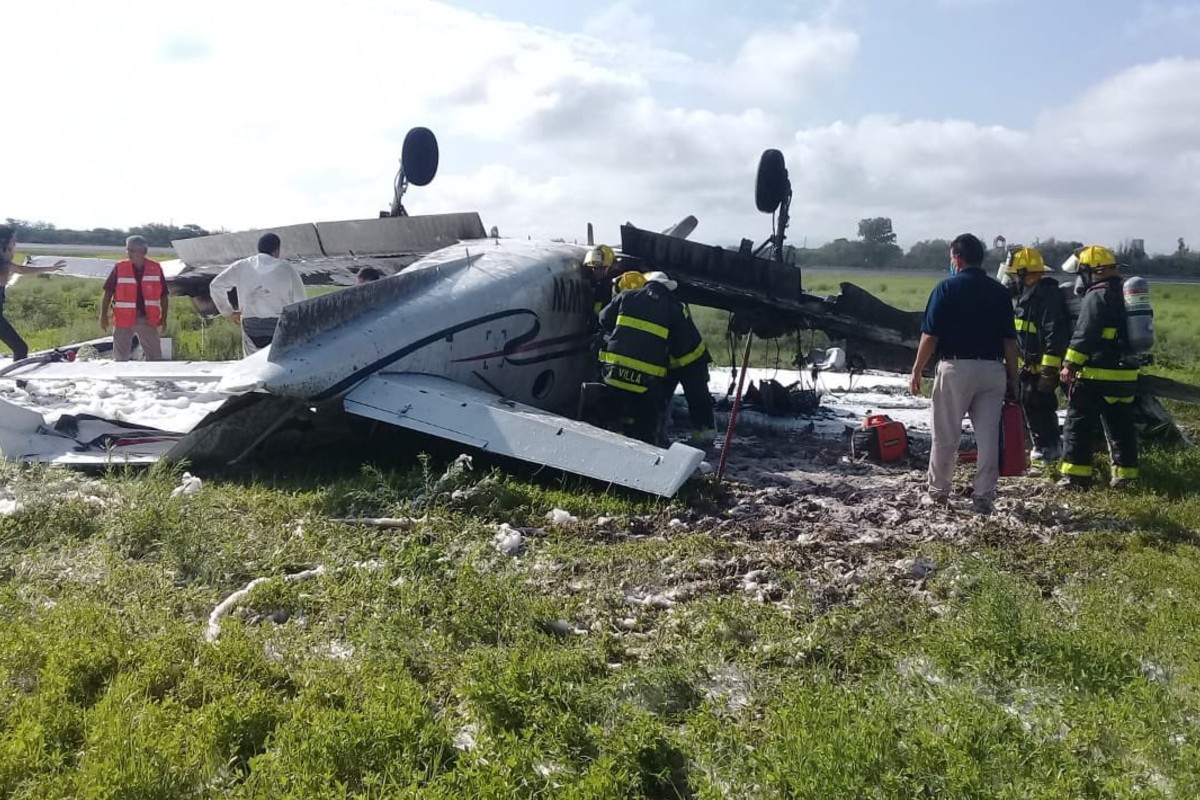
[909,233,1019,513]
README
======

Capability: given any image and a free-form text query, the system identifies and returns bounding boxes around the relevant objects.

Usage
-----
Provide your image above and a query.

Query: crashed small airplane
[2,130,1196,494]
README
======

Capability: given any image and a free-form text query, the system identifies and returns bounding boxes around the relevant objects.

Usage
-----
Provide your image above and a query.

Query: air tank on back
[1123,276,1155,363]
[1060,253,1082,323]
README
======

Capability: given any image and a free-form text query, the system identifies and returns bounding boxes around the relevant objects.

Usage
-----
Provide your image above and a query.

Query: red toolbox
[859,414,909,462]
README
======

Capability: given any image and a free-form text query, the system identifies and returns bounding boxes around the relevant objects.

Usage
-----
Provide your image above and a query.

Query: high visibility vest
[113,259,164,328]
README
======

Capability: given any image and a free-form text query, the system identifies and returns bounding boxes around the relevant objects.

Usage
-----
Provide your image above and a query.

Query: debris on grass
[332,516,421,529]
[546,508,578,526]
[205,566,327,643]
[494,523,524,556]
[170,471,203,497]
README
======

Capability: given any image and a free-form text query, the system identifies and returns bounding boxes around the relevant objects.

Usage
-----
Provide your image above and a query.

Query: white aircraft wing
[0,359,236,382]
[0,397,190,465]
[343,373,705,497]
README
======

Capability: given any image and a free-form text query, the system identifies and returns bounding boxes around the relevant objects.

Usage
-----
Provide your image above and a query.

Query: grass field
[2,272,1200,797]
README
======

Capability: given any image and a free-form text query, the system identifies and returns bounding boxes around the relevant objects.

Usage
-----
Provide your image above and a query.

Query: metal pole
[716,333,755,481]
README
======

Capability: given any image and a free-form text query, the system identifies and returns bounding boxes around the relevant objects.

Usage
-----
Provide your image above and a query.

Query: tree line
[783,217,1200,278]
[5,219,217,249]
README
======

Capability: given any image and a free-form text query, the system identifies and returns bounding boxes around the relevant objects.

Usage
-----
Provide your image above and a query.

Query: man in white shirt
[208,232,306,356]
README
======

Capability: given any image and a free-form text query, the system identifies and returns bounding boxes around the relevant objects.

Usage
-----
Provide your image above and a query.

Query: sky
[8,0,1200,254]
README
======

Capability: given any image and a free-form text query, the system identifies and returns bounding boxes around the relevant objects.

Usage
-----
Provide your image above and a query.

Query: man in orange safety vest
[99,235,168,361]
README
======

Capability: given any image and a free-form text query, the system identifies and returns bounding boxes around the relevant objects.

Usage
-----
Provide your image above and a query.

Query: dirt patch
[604,429,1084,619]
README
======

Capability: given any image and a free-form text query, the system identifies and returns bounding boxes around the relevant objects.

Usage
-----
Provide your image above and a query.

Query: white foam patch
[0,376,230,464]
[4,379,227,432]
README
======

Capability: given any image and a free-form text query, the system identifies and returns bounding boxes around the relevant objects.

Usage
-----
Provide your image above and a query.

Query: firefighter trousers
[608,383,665,446]
[1019,373,1061,451]
[664,360,716,438]
[1062,381,1139,483]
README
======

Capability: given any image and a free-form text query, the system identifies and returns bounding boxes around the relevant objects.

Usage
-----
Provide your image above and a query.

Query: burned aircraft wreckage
[6,129,1196,494]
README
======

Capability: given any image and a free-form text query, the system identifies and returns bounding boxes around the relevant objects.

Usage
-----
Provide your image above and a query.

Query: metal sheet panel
[343,373,705,497]
[0,360,235,382]
[173,223,326,267]
[314,213,486,257]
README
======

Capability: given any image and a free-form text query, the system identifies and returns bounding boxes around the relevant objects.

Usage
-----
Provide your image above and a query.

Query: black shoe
[1056,476,1091,492]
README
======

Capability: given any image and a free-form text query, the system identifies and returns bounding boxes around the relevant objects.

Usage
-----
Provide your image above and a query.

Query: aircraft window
[532,369,555,399]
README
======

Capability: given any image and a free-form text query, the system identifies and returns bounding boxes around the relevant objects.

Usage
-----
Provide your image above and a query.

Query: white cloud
[784,57,1200,252]
[713,22,859,103]
[4,1,1197,258]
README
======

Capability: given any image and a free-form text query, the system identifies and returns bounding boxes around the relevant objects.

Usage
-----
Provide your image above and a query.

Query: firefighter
[642,271,717,447]
[597,270,689,445]
[1002,247,1070,465]
[583,245,617,317]
[1058,245,1139,488]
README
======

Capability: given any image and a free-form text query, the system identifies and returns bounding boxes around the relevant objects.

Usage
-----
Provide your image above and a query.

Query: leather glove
[1036,367,1058,393]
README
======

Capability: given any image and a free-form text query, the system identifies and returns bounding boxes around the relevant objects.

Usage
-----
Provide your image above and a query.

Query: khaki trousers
[928,359,1006,502]
[113,318,164,361]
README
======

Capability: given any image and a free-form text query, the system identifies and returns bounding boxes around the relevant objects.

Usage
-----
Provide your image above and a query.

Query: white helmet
[642,271,678,291]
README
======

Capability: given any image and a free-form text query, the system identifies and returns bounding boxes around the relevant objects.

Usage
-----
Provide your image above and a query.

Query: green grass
[0,455,1198,797]
[0,276,340,361]
[2,272,1200,796]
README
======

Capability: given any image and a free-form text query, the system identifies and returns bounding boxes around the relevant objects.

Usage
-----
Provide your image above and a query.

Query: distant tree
[177,224,209,240]
[857,217,897,246]
[1034,238,1083,272]
[6,219,213,248]
[902,239,952,272]
[1179,237,1189,255]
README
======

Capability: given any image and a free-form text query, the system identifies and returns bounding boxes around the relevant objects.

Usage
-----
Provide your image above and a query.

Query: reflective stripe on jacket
[1014,276,1070,370]
[113,259,164,328]
[1063,278,1137,397]
[597,283,683,392]
[669,303,710,371]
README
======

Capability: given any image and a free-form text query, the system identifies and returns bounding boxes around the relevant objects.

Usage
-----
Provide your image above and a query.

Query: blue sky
[8,0,1200,254]
[456,0,1198,125]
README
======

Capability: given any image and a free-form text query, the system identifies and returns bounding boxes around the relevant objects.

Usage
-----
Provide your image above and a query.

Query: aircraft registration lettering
[551,277,590,315]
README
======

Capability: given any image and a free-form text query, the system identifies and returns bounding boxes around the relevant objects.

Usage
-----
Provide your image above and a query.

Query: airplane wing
[0,358,235,382]
[170,212,488,295]
[342,373,706,497]
[26,212,489,318]
[0,394,208,465]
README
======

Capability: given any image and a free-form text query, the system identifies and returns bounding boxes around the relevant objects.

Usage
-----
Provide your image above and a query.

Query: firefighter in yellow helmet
[1058,245,1138,488]
[595,269,688,444]
[1003,247,1070,466]
[584,244,617,316]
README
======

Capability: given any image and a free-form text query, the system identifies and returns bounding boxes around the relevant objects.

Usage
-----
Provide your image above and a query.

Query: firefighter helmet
[615,271,646,292]
[1003,247,1047,275]
[583,244,615,269]
[1063,245,1118,273]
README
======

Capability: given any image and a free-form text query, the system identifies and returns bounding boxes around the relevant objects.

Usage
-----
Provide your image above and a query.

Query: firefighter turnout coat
[1015,276,1070,372]
[1061,277,1139,482]
[597,282,688,395]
